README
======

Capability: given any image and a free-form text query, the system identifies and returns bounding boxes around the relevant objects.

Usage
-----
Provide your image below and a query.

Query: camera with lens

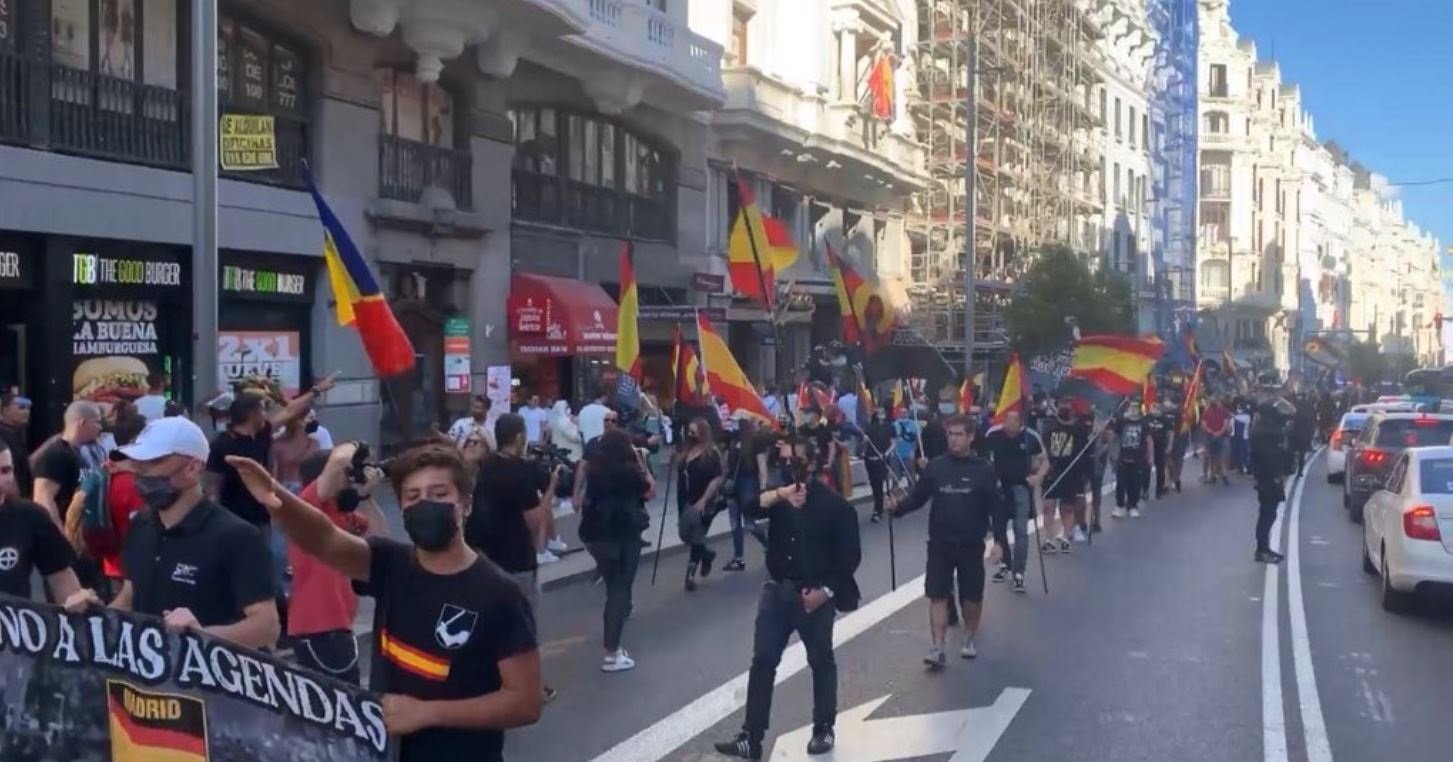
[337,441,392,513]
[527,443,576,497]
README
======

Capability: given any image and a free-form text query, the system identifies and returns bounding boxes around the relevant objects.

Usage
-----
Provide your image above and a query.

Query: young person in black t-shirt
[983,411,1046,592]
[1041,403,1092,551]
[63,417,279,649]
[224,443,542,762]
[33,401,104,526]
[1112,408,1152,519]
[0,440,81,601]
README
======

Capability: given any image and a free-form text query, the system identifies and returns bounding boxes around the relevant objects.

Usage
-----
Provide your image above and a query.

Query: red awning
[508,273,619,356]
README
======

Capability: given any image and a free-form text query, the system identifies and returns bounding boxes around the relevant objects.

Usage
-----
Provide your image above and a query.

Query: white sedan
[1362,446,1453,612]
[1325,412,1368,483]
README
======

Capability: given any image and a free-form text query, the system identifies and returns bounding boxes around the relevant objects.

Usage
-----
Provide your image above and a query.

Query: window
[1200,204,1229,243]
[1129,106,1137,147]
[1125,167,1133,207]
[729,6,750,65]
[375,68,469,208]
[376,69,454,147]
[217,16,310,185]
[645,0,666,10]
[1114,97,1122,140]
[1099,88,1106,122]
[1203,111,1229,134]
[1099,158,1107,201]
[48,0,180,93]
[1113,162,1121,206]
[1201,260,1229,290]
[1209,64,1228,97]
[1201,163,1230,197]
[1142,113,1149,151]
[510,106,675,241]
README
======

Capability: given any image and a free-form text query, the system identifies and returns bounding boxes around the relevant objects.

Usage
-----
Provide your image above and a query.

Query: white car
[1362,446,1453,612]
[1325,412,1369,483]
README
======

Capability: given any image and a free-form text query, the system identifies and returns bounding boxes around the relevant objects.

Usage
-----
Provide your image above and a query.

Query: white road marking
[1262,505,1287,762]
[591,477,1123,761]
[1288,452,1334,762]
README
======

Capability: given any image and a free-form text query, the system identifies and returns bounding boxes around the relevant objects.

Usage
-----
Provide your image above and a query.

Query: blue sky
[1226,0,1453,262]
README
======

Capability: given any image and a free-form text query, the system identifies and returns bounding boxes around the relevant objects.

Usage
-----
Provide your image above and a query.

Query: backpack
[64,468,119,559]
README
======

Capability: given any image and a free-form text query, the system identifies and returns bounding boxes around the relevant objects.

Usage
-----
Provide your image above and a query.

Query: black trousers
[1087,458,1105,524]
[743,581,837,741]
[1255,486,1282,554]
[1153,451,1168,496]
[587,539,642,652]
[866,460,889,516]
[1115,462,1143,509]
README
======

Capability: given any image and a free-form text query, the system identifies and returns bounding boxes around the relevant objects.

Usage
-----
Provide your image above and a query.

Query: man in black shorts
[888,416,1000,667]
[1041,402,1091,551]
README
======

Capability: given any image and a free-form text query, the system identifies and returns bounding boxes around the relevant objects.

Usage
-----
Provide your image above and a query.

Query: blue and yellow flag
[306,175,416,378]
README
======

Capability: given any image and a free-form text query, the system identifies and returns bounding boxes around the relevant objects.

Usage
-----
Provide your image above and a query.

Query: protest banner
[0,595,393,761]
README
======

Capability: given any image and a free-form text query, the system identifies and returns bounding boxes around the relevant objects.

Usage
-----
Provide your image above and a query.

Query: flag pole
[649,460,676,586]
[734,172,787,389]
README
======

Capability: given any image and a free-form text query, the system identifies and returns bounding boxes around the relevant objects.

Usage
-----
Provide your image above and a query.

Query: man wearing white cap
[64,417,279,650]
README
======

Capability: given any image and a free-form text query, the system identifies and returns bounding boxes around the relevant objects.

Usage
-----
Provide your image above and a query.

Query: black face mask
[403,500,459,551]
[134,475,182,511]
[1057,408,1072,421]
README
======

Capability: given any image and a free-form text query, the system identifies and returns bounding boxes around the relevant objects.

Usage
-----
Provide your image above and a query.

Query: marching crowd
[0,363,1352,761]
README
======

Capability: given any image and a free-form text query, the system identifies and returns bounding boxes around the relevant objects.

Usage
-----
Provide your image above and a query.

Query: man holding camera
[714,437,860,760]
[289,442,389,683]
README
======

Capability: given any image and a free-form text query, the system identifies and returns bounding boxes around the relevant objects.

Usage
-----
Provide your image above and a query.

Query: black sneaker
[1012,574,1026,593]
[992,564,1011,583]
[724,558,746,572]
[807,729,836,755]
[714,733,762,760]
[700,550,717,577]
[1255,550,1285,564]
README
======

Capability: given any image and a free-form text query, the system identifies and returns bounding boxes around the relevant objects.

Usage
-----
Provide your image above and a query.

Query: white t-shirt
[310,424,335,450]
[520,405,550,443]
[448,416,496,450]
[135,394,167,421]
[578,402,611,444]
[837,392,859,427]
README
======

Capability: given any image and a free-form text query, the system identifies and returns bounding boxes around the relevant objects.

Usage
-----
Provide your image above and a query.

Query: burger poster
[70,299,168,407]
[218,330,302,397]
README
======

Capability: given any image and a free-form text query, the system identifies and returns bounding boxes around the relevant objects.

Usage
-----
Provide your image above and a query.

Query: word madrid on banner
[0,595,392,762]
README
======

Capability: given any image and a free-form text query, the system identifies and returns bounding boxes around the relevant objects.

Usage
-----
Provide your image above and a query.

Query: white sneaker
[1111,508,1127,519]
[546,536,569,553]
[537,550,561,565]
[960,639,978,659]
[602,650,636,672]
[557,498,574,513]
[1072,526,1088,543]
[1129,508,1142,519]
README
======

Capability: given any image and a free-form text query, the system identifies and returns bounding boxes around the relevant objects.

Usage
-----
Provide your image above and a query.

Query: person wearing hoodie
[887,416,1001,665]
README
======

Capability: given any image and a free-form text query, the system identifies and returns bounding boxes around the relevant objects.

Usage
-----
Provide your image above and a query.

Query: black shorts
[925,540,986,603]
[1044,466,1085,501]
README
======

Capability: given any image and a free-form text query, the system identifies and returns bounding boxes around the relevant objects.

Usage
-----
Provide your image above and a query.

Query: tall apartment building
[693,0,930,381]
[905,0,1197,363]
[1196,0,1443,377]
[0,0,724,444]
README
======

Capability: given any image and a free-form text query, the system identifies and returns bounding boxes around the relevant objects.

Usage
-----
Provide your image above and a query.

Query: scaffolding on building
[905,0,1104,363]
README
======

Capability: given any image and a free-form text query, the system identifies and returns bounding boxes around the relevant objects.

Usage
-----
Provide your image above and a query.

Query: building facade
[0,0,723,446]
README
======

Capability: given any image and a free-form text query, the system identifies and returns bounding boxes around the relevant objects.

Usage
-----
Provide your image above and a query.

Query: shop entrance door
[0,321,25,393]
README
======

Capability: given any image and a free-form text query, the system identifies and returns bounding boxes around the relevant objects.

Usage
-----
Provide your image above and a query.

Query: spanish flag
[1068,335,1164,396]
[727,174,797,308]
[107,681,208,762]
[992,353,1026,426]
[1179,361,1204,435]
[958,377,974,413]
[890,381,906,418]
[1143,374,1156,413]
[671,324,705,405]
[308,176,416,378]
[867,51,895,120]
[380,628,451,682]
[615,242,641,379]
[827,242,893,354]
[696,311,776,427]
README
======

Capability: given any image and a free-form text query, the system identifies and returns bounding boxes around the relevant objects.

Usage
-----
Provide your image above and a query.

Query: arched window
[510,107,676,241]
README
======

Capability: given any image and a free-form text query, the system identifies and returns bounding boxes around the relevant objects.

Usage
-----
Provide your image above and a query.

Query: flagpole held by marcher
[649,456,677,586]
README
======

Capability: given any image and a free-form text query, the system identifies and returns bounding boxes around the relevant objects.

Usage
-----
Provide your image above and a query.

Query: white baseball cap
[119,417,211,462]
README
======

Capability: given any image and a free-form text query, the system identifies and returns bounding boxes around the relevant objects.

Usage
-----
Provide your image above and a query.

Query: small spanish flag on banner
[1068,335,1164,396]
[108,680,209,762]
[307,174,417,378]
[380,629,451,682]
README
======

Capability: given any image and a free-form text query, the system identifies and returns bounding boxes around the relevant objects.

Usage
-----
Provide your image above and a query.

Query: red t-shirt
[1202,405,1230,435]
[287,483,368,637]
[102,470,144,579]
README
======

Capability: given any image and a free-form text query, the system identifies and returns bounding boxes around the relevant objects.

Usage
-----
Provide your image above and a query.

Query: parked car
[1343,412,1453,523]
[1326,412,1369,483]
[1362,446,1453,612]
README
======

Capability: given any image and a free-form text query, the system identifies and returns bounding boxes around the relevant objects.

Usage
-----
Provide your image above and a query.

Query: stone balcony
[714,67,929,206]
[561,0,725,113]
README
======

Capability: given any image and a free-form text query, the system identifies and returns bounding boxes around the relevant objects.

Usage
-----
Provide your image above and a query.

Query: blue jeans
[993,484,1033,574]
[264,524,290,600]
[729,473,764,559]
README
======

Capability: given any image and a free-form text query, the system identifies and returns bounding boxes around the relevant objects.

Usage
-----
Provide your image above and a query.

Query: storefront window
[510,106,675,241]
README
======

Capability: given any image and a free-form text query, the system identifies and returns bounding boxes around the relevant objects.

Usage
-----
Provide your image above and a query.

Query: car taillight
[1404,505,1443,541]
[1359,450,1389,466]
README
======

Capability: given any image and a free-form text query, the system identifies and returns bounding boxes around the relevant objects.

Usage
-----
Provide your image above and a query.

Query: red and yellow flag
[992,353,1026,426]
[867,51,895,120]
[107,681,208,762]
[827,242,893,354]
[671,324,705,405]
[1179,361,1204,435]
[958,377,974,413]
[615,242,641,379]
[727,175,796,308]
[890,381,906,418]
[1143,374,1157,412]
[1068,335,1165,396]
[380,629,451,682]
[309,175,416,378]
[696,311,776,427]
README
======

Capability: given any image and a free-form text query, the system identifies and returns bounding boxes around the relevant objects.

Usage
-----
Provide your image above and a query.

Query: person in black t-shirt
[64,417,279,650]
[983,412,1046,589]
[1041,404,1091,551]
[1112,408,1151,518]
[33,401,104,526]
[1144,404,1173,499]
[0,440,80,601]
[678,417,725,591]
[223,443,541,762]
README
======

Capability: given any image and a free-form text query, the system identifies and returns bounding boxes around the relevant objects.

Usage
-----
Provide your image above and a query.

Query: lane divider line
[1288,449,1334,762]
[1263,502,1288,762]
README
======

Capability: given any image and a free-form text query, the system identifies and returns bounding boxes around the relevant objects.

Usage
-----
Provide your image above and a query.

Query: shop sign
[443,316,472,394]
[73,253,182,288]
[219,113,279,171]
[222,264,307,297]
[638,305,726,322]
[0,248,30,289]
[70,299,169,407]
[692,272,725,293]
[512,297,548,335]
[218,330,302,397]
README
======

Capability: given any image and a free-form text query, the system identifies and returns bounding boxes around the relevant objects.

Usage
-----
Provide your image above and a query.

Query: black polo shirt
[120,500,274,627]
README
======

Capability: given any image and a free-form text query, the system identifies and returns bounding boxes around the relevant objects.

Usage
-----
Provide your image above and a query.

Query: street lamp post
[191,0,220,407]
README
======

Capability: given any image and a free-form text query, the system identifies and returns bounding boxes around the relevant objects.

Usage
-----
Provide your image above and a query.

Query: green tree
[1004,246,1135,357]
